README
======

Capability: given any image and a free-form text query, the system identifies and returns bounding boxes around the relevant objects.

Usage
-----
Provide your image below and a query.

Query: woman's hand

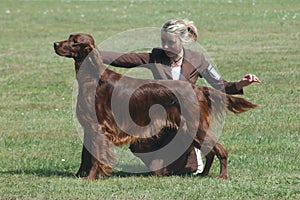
[236,74,261,90]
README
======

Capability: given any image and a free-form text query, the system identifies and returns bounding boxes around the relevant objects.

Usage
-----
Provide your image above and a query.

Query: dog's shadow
[0,165,151,179]
[111,171,151,178]
[0,168,75,178]
[0,167,205,179]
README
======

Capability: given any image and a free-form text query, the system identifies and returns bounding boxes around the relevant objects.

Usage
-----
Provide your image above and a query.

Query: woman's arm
[100,51,151,68]
[200,64,244,95]
[201,65,261,94]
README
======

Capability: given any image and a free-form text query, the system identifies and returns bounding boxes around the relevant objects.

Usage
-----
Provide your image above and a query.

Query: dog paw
[217,174,228,179]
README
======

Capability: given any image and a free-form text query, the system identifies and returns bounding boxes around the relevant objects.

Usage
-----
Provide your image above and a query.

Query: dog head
[54,33,95,61]
[54,33,107,79]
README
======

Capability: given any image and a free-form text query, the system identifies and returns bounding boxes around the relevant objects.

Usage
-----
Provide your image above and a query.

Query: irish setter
[53,33,257,180]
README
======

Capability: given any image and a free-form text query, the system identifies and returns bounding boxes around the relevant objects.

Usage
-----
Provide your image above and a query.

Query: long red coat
[100,48,242,175]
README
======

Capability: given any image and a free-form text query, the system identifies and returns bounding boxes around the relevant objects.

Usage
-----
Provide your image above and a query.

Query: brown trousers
[129,127,198,175]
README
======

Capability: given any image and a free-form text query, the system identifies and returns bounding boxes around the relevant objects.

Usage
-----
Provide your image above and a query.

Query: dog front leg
[84,131,114,180]
[76,145,92,178]
[76,129,94,178]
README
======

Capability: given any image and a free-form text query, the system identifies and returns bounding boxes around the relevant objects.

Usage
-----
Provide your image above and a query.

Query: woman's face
[161,31,183,58]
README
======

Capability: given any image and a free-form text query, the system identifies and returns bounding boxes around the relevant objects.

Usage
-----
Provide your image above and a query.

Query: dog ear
[84,44,95,55]
[75,44,94,61]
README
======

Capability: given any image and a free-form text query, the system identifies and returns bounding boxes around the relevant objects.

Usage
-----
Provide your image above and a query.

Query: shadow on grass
[0,168,205,180]
[111,171,151,178]
[0,163,200,179]
[0,169,76,178]
[0,168,201,179]
[0,166,152,179]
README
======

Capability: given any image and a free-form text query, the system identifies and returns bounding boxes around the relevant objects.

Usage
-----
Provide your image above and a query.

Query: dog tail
[225,94,257,114]
[202,86,257,115]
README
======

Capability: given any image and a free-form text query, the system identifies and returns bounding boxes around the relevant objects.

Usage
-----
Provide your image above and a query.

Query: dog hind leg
[214,142,228,179]
[194,131,228,179]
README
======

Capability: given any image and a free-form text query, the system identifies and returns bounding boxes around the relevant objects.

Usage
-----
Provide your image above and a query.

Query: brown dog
[54,33,257,180]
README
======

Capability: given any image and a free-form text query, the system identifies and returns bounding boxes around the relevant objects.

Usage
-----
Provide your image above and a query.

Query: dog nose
[54,42,60,48]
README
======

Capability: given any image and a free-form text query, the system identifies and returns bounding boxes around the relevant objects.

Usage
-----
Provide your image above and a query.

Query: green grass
[0,0,299,199]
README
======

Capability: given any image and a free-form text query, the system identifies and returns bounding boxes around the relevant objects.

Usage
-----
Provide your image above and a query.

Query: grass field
[0,0,299,199]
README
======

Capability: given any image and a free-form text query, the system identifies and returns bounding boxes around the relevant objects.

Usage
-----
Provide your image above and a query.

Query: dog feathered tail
[225,93,257,114]
[204,86,257,115]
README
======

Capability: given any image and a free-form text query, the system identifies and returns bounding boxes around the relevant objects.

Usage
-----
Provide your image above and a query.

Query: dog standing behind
[54,33,257,180]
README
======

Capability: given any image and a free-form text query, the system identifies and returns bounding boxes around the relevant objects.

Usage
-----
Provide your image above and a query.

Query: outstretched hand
[236,74,261,90]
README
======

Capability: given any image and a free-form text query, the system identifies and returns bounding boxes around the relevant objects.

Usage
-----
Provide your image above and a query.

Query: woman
[100,19,260,175]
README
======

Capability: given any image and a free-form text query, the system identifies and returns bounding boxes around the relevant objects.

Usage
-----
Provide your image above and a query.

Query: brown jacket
[101,48,243,94]
[100,48,242,175]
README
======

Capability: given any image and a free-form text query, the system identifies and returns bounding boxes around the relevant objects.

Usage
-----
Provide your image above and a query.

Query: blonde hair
[161,19,198,43]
